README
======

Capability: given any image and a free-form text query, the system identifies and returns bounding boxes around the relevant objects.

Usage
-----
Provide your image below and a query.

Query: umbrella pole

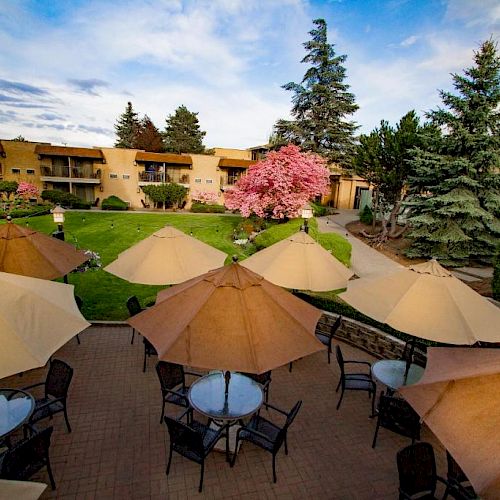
[224,370,231,397]
[403,339,415,382]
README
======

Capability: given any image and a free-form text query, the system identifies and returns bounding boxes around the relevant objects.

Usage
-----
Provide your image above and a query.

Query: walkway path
[317,209,403,278]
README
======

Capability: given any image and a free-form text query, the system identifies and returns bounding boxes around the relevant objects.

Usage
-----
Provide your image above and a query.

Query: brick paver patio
[2,325,445,499]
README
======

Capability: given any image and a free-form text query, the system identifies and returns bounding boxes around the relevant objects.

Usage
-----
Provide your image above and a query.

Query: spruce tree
[407,39,500,265]
[273,18,359,168]
[114,102,141,149]
[163,105,207,154]
[135,115,165,152]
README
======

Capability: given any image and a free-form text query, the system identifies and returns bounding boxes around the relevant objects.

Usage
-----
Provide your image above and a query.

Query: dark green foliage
[114,101,141,149]
[41,190,91,209]
[190,202,225,213]
[101,195,128,211]
[359,205,373,225]
[310,201,328,217]
[1,205,49,218]
[0,181,19,196]
[493,248,500,300]
[134,115,165,152]
[163,105,207,154]
[407,40,500,265]
[141,183,188,208]
[272,19,359,168]
[12,135,27,141]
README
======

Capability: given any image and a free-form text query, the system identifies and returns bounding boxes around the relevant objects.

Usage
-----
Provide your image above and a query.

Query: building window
[194,178,202,183]
[11,168,21,174]
[206,179,213,184]
[26,169,35,175]
[122,174,130,180]
[109,173,118,179]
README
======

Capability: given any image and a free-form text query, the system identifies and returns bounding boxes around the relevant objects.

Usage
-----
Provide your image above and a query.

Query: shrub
[0,205,50,219]
[142,183,187,208]
[493,248,500,301]
[101,195,128,211]
[310,201,328,217]
[359,205,373,225]
[0,181,18,198]
[190,202,225,213]
[41,189,92,209]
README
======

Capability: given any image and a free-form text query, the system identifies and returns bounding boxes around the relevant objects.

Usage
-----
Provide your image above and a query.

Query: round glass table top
[371,360,425,391]
[0,389,35,439]
[188,372,263,420]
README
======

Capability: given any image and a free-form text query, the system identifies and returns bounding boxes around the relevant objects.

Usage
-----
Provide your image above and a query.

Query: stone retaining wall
[316,312,427,365]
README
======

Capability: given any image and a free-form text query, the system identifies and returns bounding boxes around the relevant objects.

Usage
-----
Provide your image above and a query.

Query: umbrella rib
[238,290,260,373]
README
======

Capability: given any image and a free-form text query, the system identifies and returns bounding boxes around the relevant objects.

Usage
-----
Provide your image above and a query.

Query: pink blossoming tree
[16,182,39,199]
[191,190,218,204]
[224,144,329,219]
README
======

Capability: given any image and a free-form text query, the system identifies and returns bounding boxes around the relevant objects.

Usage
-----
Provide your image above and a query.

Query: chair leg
[370,389,376,418]
[225,424,230,463]
[131,328,135,345]
[230,432,240,468]
[143,348,147,372]
[288,362,293,373]
[335,378,341,393]
[272,454,277,483]
[327,347,331,364]
[199,461,204,493]
[76,334,81,345]
[166,444,173,475]
[46,456,56,490]
[284,435,288,455]
[336,388,344,410]
[371,422,380,448]
[159,399,165,424]
[63,404,72,433]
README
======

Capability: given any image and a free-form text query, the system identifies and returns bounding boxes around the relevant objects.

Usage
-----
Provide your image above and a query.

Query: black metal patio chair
[143,338,157,372]
[126,295,144,345]
[443,451,478,499]
[239,371,272,404]
[317,315,342,364]
[74,295,83,344]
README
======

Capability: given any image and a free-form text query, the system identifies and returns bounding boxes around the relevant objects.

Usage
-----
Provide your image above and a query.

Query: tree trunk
[372,189,378,233]
[388,200,402,237]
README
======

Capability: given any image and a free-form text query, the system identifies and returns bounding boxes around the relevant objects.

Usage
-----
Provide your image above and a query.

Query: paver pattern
[2,326,446,499]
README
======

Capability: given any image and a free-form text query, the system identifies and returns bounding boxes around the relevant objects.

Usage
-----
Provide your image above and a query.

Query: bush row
[0,205,51,219]
[190,202,225,213]
[41,190,92,209]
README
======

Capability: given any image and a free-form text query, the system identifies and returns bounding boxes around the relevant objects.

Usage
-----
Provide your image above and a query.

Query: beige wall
[188,154,222,207]
[0,141,43,192]
[212,148,252,160]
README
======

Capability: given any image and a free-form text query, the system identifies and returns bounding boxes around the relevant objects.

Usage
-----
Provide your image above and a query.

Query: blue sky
[0,0,498,148]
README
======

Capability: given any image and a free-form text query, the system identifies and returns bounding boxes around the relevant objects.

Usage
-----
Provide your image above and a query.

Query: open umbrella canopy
[240,230,353,291]
[339,259,500,344]
[104,226,227,285]
[400,347,500,498]
[129,262,325,374]
[0,221,88,280]
[0,271,90,379]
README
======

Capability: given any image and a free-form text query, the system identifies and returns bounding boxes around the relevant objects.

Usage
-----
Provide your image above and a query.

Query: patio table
[188,372,263,454]
[0,389,35,441]
[371,360,425,393]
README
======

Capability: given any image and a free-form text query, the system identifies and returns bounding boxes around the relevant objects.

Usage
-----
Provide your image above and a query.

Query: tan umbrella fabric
[129,263,325,374]
[399,348,500,497]
[104,226,227,285]
[240,230,353,291]
[340,259,500,344]
[0,480,46,500]
[0,221,88,280]
[0,272,90,379]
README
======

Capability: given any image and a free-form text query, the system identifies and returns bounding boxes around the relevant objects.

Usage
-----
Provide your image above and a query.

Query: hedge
[101,195,128,211]
[41,190,92,209]
[0,205,50,219]
[190,202,225,213]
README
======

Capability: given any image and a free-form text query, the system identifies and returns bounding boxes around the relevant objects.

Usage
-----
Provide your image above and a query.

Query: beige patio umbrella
[399,347,500,498]
[0,271,90,379]
[129,262,325,374]
[339,259,500,344]
[240,230,354,291]
[104,226,227,285]
[0,480,46,500]
[0,220,88,280]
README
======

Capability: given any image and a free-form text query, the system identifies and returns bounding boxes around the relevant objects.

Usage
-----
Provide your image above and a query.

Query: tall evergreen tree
[407,39,500,265]
[163,105,207,154]
[272,18,359,168]
[135,115,165,152]
[114,101,141,149]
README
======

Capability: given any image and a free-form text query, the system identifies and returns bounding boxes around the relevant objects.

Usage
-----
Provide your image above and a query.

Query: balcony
[220,173,243,188]
[138,171,190,186]
[40,165,102,184]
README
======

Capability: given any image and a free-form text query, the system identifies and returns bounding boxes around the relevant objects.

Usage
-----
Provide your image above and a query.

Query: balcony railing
[220,174,242,186]
[138,171,190,184]
[40,165,101,179]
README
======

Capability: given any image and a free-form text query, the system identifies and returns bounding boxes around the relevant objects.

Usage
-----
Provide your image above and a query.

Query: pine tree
[273,19,359,168]
[114,102,141,149]
[163,105,207,154]
[134,115,165,152]
[407,39,500,265]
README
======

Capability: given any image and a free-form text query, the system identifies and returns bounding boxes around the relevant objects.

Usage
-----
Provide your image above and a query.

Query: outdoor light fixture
[51,205,66,240]
[301,203,313,233]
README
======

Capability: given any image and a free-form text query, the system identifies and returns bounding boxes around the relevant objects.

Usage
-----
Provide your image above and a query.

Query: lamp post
[301,203,313,234]
[51,205,66,241]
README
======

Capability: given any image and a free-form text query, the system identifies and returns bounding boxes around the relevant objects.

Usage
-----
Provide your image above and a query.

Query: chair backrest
[244,371,271,386]
[397,442,437,497]
[46,359,73,399]
[335,345,345,377]
[331,315,342,336]
[164,416,204,460]
[274,400,302,453]
[0,426,53,481]
[446,451,468,484]
[378,392,420,438]
[126,296,142,316]
[156,361,185,391]
[75,295,83,311]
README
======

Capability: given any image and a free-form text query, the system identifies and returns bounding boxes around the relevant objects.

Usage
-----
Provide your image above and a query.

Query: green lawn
[9,211,351,320]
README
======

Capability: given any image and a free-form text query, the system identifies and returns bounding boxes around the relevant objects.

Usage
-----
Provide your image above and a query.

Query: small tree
[114,101,141,149]
[163,105,208,154]
[224,144,329,219]
[142,183,187,209]
[134,115,165,152]
[16,182,39,199]
[191,190,217,204]
[0,181,19,200]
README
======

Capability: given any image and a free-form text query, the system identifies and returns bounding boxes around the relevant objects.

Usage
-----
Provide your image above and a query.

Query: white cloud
[400,35,418,48]
[445,0,500,29]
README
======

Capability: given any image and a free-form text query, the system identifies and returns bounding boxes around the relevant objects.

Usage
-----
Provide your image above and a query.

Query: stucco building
[0,140,370,210]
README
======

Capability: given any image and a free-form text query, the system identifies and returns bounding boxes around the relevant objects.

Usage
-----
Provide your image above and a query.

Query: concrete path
[317,209,403,278]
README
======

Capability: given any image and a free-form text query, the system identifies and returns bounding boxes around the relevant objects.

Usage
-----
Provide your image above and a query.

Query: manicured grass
[9,211,351,320]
